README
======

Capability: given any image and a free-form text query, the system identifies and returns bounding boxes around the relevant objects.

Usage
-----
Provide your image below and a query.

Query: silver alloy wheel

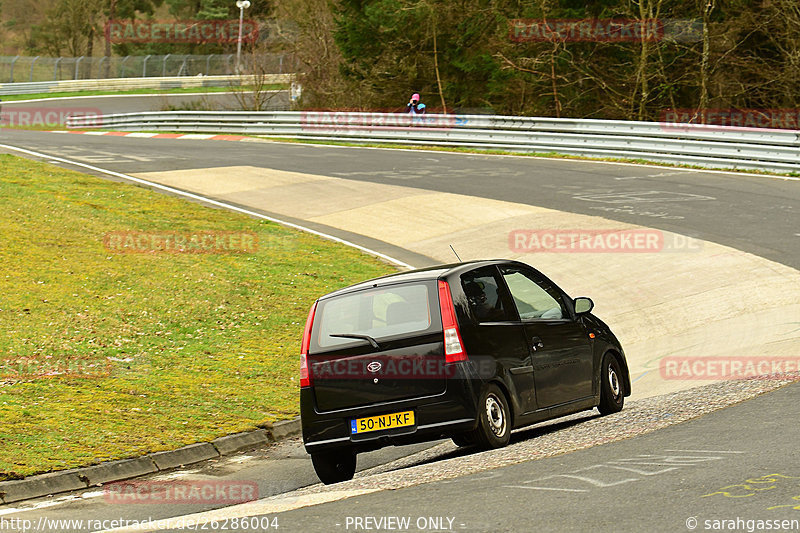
[485,394,507,437]
[608,365,621,399]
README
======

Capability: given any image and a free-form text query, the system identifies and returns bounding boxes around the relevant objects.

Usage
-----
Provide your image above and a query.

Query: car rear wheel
[598,353,625,415]
[468,384,511,449]
[310,449,357,484]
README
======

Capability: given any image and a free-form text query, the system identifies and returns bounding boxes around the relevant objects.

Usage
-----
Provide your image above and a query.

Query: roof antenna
[449,245,462,262]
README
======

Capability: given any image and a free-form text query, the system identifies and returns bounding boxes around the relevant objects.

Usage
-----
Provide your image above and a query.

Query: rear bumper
[301,362,480,454]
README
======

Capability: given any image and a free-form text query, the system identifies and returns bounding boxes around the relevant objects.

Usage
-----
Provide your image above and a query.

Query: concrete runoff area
[132,165,800,401]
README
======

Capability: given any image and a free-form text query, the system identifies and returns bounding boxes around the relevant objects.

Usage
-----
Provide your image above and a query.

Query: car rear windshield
[313,282,436,349]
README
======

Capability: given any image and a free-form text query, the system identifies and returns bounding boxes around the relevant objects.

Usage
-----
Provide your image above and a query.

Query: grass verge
[0,85,288,102]
[0,154,395,479]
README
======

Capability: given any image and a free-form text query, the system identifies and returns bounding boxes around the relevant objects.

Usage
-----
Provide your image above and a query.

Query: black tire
[468,383,511,449]
[451,433,474,447]
[598,353,625,415]
[310,449,357,484]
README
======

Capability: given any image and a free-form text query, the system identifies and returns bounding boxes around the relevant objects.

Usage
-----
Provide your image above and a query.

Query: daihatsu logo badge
[367,361,382,373]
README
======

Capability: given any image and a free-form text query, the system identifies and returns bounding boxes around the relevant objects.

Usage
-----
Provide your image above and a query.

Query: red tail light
[300,301,317,388]
[438,280,467,363]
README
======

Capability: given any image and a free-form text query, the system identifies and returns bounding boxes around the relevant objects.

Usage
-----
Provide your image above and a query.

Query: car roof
[319,259,523,300]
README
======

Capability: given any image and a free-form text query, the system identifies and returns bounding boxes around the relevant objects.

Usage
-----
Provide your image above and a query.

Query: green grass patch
[0,155,395,479]
[0,85,287,102]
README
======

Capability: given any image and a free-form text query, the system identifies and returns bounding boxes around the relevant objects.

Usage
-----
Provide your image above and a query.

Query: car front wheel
[311,449,357,484]
[598,353,625,415]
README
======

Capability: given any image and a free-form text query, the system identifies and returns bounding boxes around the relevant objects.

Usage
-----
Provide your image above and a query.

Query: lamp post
[235,0,251,73]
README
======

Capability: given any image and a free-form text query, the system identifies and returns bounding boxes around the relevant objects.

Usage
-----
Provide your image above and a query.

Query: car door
[459,266,536,415]
[499,265,593,409]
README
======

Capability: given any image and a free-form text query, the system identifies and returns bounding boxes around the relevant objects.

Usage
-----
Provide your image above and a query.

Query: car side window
[461,268,514,322]
[500,267,566,320]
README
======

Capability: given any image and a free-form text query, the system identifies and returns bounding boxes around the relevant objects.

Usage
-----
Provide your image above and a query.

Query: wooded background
[2,0,798,120]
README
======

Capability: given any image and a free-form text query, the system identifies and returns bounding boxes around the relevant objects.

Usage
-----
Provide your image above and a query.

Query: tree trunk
[432,14,447,114]
[549,42,561,118]
[636,13,650,120]
[104,0,116,78]
[699,0,716,116]
[85,25,95,79]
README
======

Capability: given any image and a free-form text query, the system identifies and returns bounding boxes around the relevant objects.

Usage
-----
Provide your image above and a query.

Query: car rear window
[313,283,435,349]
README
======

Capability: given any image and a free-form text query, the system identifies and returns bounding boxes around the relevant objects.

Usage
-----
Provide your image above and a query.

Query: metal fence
[0,74,292,96]
[0,54,293,83]
[66,111,800,174]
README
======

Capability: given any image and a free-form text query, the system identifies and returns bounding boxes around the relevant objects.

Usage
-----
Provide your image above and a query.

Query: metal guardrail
[0,74,292,96]
[66,111,800,174]
[0,54,294,83]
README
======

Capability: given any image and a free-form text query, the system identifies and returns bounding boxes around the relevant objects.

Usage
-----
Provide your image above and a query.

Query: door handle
[530,336,544,351]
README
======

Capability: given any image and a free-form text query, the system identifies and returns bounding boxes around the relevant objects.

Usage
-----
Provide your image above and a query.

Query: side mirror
[574,297,594,315]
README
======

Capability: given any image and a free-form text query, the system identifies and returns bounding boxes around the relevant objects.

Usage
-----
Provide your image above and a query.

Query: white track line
[0,143,415,270]
[0,490,106,516]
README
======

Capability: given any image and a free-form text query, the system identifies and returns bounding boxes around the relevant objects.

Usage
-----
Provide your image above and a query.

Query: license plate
[350,410,415,434]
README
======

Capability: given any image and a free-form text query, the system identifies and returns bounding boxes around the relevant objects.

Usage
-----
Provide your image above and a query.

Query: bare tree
[229,44,288,111]
[698,0,715,112]
[273,0,367,109]
[628,0,665,120]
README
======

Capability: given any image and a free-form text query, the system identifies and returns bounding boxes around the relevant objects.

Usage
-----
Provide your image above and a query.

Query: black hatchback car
[300,259,630,484]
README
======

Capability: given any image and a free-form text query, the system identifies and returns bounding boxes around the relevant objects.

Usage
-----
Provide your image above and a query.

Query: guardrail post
[53,57,62,80]
[143,55,151,77]
[119,55,130,78]
[9,55,19,83]
[278,54,283,74]
[162,54,171,77]
[74,56,84,80]
[29,56,39,82]
[206,54,214,75]
[97,57,106,78]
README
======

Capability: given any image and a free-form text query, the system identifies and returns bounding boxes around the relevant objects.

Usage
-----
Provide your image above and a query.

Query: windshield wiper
[329,333,381,349]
